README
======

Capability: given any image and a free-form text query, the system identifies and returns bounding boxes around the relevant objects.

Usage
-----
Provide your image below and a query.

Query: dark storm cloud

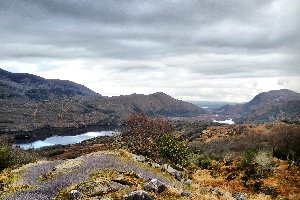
[0,0,299,101]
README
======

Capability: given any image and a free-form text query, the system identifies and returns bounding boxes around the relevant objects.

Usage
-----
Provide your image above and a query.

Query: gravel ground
[3,152,179,200]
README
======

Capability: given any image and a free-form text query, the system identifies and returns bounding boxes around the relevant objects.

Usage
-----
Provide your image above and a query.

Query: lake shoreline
[16,131,115,149]
[6,124,127,144]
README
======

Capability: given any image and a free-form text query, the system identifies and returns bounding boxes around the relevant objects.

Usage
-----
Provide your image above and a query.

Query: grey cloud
[0,0,299,101]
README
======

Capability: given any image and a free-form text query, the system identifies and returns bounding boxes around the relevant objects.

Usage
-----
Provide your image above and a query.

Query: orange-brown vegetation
[1,113,300,199]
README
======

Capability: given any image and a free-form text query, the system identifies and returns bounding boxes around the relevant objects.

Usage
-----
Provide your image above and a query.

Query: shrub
[0,145,13,170]
[239,149,274,189]
[155,134,190,167]
[0,145,39,171]
[270,123,300,161]
[121,112,174,156]
[0,134,14,146]
[196,155,211,169]
[239,148,259,168]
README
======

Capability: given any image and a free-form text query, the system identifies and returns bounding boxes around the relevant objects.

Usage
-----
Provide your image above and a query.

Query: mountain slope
[239,99,300,122]
[109,92,204,117]
[242,89,300,115]
[216,89,300,122]
[0,68,100,100]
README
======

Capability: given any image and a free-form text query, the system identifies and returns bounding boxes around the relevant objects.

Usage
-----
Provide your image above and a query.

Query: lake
[16,131,114,149]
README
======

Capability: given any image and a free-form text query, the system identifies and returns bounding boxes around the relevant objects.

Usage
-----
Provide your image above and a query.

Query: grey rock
[174,171,182,181]
[162,164,176,174]
[211,187,221,195]
[101,197,113,200]
[131,154,146,162]
[184,179,192,186]
[232,192,248,200]
[149,162,161,168]
[162,164,182,180]
[143,179,167,193]
[222,191,232,197]
[260,186,277,196]
[69,190,82,200]
[123,190,153,200]
[181,190,192,197]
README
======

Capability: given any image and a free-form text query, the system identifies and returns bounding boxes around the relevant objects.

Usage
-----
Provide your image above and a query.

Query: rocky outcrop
[142,179,166,193]
[123,190,153,200]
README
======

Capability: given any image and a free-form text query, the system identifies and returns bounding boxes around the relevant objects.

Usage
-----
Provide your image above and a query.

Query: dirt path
[3,151,179,200]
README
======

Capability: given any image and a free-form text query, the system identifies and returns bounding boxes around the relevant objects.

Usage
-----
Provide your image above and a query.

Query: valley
[0,69,300,200]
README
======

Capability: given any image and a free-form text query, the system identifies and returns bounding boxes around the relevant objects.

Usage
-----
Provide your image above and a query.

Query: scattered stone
[201,187,211,192]
[181,190,192,197]
[277,197,289,200]
[131,154,146,162]
[162,164,182,180]
[226,172,238,181]
[260,186,277,196]
[221,191,232,197]
[143,179,167,193]
[200,187,231,197]
[174,171,182,181]
[210,187,220,195]
[123,190,153,200]
[69,190,82,200]
[100,197,113,200]
[232,192,248,200]
[184,179,192,186]
[149,162,161,168]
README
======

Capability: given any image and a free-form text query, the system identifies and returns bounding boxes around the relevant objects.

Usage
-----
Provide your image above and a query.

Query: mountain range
[1,68,300,133]
[0,68,203,132]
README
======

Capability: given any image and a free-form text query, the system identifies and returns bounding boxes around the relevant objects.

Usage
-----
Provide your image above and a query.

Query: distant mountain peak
[216,89,300,122]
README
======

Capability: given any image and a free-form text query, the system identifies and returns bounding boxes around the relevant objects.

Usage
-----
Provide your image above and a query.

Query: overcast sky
[0,0,299,102]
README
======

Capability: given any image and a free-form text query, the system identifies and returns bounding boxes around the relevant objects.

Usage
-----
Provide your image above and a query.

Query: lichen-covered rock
[76,180,124,196]
[123,190,153,200]
[143,179,166,193]
[131,154,146,162]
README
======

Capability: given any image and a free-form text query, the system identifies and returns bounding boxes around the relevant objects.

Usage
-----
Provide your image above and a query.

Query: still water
[16,131,114,149]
